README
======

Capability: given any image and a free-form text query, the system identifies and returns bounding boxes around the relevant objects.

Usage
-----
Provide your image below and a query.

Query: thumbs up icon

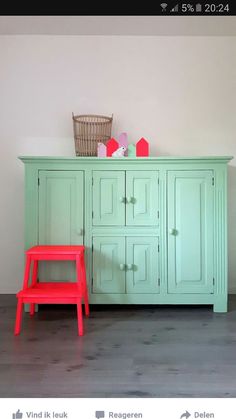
[12,409,23,419]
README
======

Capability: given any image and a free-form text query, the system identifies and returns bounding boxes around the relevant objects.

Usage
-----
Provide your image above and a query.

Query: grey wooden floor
[1,295,236,398]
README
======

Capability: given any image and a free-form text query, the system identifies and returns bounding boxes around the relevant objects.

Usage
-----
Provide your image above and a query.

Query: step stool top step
[26,245,85,255]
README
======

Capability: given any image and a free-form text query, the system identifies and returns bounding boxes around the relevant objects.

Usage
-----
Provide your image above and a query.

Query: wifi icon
[160,3,168,11]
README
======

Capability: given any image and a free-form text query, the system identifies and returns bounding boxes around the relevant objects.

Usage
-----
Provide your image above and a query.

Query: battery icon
[196,3,202,12]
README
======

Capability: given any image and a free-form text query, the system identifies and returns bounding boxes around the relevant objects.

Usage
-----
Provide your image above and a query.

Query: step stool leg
[14,298,23,335]
[77,300,83,336]
[84,287,90,317]
[80,253,89,316]
[30,261,38,316]
[31,260,38,286]
[23,255,32,290]
[30,304,35,316]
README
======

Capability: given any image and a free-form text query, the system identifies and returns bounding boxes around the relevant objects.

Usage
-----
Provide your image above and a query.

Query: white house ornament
[112,146,126,158]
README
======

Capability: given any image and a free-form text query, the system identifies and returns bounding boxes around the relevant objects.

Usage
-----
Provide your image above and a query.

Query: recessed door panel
[126,171,159,225]
[38,170,84,281]
[93,171,125,226]
[126,237,160,294]
[93,237,126,294]
[167,170,214,294]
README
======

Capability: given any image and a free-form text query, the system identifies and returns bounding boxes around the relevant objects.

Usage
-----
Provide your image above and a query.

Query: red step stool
[14,245,89,336]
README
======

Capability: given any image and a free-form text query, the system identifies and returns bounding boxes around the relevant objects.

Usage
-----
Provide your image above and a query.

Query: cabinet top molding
[19,156,233,164]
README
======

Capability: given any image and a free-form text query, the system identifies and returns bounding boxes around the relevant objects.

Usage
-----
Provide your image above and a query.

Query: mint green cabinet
[20,156,232,312]
[167,170,214,294]
[93,236,159,294]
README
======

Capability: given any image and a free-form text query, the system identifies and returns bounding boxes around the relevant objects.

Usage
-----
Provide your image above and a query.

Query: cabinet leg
[214,299,228,313]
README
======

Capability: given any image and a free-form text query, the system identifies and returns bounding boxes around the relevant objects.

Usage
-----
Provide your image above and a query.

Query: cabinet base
[89,293,228,312]
[24,298,228,313]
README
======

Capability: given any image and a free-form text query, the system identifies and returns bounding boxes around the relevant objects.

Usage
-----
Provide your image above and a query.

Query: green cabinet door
[38,170,84,281]
[126,237,160,294]
[167,170,214,294]
[126,171,159,226]
[93,171,125,226]
[92,237,126,294]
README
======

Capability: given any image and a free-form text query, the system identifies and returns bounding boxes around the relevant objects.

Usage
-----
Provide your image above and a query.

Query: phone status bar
[0,2,235,15]
[160,2,231,14]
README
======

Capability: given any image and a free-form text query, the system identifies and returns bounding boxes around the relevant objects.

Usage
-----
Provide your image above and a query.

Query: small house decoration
[136,138,149,157]
[128,144,136,157]
[96,135,150,158]
[107,138,119,157]
[118,132,128,155]
[97,142,107,157]
[112,146,126,158]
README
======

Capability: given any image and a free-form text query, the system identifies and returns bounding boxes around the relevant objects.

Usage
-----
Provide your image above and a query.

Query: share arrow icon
[180,411,191,419]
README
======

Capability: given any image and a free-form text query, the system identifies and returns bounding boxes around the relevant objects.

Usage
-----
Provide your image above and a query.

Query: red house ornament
[136,137,149,157]
[106,138,119,157]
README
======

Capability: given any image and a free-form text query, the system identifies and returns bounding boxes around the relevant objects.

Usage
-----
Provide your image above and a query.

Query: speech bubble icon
[95,411,105,419]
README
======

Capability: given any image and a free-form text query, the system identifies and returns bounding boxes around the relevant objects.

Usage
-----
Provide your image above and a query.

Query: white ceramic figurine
[112,146,126,158]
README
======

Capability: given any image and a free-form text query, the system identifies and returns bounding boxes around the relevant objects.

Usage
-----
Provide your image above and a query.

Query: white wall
[0,35,235,293]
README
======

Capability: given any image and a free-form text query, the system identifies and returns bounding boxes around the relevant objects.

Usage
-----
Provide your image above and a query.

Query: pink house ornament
[118,132,128,156]
[97,142,107,157]
[118,132,128,148]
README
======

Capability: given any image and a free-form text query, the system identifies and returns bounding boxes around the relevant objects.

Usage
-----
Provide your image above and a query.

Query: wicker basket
[72,113,113,156]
